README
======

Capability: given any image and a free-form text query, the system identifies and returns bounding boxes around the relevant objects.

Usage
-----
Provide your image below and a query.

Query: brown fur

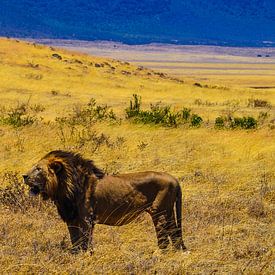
[23,150,186,252]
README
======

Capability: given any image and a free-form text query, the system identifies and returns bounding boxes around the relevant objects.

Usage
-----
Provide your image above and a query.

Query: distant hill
[1,0,275,46]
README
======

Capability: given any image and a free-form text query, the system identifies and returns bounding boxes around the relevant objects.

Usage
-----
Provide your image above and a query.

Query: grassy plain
[0,37,274,274]
[39,39,275,87]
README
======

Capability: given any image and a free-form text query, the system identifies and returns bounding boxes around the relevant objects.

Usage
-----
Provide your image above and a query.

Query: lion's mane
[43,150,105,222]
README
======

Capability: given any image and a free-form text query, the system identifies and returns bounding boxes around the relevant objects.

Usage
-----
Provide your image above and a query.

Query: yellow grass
[0,37,274,274]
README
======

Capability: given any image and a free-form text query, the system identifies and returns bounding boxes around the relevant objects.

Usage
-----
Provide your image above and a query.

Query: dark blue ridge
[0,0,275,46]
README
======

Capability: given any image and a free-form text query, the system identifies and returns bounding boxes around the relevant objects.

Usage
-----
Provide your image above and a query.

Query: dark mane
[45,150,105,179]
[42,150,105,222]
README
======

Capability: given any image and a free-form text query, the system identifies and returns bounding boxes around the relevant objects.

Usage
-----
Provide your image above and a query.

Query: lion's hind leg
[148,187,172,250]
[166,210,186,251]
[149,210,170,250]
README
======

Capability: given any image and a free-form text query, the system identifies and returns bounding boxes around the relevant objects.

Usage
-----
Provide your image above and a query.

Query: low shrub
[193,82,203,88]
[137,103,179,126]
[51,90,59,96]
[215,116,225,129]
[190,114,203,127]
[232,116,257,129]
[52,53,62,60]
[193,83,229,90]
[215,115,257,129]
[248,98,271,108]
[125,94,203,127]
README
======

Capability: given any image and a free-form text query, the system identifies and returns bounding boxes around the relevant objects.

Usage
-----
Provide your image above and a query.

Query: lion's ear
[49,160,63,174]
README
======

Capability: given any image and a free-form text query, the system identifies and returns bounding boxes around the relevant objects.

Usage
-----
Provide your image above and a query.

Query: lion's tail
[175,182,186,249]
[175,183,182,232]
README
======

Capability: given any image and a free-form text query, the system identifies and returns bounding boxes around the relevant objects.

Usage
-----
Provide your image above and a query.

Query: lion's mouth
[29,185,49,200]
[29,185,40,196]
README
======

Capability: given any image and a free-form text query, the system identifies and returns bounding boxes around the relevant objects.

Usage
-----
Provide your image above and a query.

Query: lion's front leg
[67,219,95,254]
[78,217,95,254]
[67,221,81,253]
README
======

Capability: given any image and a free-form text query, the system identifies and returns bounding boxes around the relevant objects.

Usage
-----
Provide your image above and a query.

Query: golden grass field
[0,37,274,274]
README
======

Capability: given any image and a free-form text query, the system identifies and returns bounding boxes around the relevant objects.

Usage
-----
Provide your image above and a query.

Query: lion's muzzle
[23,174,43,196]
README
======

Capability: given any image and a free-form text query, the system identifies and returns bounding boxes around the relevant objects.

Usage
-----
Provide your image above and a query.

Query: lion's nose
[22,174,29,182]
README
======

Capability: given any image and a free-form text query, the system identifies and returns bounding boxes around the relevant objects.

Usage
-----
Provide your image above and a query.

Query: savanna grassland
[0,37,274,274]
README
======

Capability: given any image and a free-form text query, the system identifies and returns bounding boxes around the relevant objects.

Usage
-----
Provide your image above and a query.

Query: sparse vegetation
[193,83,229,90]
[56,98,118,126]
[248,98,271,108]
[56,124,126,152]
[0,102,42,128]
[194,98,216,106]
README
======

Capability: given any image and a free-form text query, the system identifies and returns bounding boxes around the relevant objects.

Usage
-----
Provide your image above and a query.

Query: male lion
[23,150,186,252]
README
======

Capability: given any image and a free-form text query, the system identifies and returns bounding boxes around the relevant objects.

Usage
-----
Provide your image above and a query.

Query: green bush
[125,94,203,128]
[215,115,257,129]
[233,116,257,129]
[190,114,203,127]
[215,116,225,129]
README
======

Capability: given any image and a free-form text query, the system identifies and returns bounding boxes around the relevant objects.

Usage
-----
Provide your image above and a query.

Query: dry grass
[0,37,274,274]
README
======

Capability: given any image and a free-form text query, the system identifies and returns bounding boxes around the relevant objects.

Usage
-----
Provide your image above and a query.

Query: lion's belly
[93,178,153,226]
[95,196,150,226]
[96,206,145,226]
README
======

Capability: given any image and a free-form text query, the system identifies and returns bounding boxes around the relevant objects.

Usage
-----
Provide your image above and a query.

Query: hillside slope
[0,37,187,120]
[1,0,275,46]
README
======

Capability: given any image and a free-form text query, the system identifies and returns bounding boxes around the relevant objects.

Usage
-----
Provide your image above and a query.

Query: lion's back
[95,171,179,200]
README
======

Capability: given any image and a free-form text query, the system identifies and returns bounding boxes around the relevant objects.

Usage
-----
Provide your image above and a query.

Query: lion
[23,150,186,253]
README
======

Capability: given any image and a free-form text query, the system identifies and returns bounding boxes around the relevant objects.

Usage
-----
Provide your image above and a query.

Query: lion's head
[23,150,105,201]
[23,158,62,200]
